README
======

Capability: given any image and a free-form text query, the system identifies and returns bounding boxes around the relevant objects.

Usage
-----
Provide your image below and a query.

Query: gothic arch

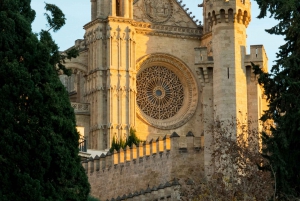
[64,62,88,74]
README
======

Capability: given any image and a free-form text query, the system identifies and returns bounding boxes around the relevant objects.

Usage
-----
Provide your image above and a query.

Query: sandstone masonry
[63,0,269,199]
[82,133,204,200]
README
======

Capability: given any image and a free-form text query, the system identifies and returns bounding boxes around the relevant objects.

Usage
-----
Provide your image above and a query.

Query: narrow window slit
[227,67,229,79]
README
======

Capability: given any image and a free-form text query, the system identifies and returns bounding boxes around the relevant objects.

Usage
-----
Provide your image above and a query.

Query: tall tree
[253,0,300,199]
[0,1,90,200]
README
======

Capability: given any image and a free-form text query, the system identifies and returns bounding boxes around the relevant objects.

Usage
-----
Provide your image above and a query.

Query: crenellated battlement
[82,132,201,174]
[83,132,204,200]
[206,8,250,28]
[203,0,251,33]
[245,45,268,72]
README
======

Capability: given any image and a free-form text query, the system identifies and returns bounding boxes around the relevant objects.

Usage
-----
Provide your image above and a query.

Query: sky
[31,0,284,70]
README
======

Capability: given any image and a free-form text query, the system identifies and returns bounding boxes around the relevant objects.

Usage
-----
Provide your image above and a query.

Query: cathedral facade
[62,0,268,168]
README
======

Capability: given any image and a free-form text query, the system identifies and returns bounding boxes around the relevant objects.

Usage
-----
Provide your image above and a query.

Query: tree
[180,119,274,201]
[253,0,300,199]
[0,1,90,200]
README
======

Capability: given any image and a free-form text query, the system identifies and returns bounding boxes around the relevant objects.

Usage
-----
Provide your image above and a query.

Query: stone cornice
[133,22,202,39]
[135,29,201,40]
[84,17,202,39]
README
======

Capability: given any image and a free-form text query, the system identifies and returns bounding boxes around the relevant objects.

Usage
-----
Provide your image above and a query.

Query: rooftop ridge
[174,0,202,27]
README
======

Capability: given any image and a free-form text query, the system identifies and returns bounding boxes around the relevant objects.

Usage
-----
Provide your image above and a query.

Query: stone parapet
[82,132,204,200]
[245,45,268,72]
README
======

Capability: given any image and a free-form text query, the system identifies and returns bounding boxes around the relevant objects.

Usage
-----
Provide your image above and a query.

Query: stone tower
[64,0,268,166]
[85,0,136,150]
[195,0,268,176]
[205,0,251,131]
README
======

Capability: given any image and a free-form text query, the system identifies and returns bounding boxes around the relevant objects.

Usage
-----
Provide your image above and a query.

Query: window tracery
[137,66,184,120]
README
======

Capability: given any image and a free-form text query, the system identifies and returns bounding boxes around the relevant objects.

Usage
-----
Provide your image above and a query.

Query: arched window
[116,0,121,16]
[228,9,233,22]
[220,9,225,22]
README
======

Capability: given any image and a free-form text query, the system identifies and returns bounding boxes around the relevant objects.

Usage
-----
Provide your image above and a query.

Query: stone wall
[82,132,204,201]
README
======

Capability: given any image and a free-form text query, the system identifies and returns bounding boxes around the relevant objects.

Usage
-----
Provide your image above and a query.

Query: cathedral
[61,0,268,163]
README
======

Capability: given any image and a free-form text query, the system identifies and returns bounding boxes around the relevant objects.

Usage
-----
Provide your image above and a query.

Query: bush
[109,128,141,152]
[88,195,100,201]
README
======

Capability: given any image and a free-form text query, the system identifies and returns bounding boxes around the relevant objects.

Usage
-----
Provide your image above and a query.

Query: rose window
[137,66,184,120]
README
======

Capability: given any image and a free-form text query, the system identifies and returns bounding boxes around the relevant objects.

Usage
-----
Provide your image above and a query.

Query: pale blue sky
[31,0,283,69]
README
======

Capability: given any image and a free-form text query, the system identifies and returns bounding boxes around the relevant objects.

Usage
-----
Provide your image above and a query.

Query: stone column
[123,0,129,18]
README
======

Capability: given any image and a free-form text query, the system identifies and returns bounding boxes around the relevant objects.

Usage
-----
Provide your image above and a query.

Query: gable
[133,0,198,28]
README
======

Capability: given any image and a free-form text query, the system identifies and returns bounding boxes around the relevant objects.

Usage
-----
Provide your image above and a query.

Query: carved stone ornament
[136,53,198,129]
[143,0,173,24]
[137,66,184,120]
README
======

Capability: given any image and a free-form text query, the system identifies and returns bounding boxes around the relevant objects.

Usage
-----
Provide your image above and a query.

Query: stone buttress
[85,0,136,150]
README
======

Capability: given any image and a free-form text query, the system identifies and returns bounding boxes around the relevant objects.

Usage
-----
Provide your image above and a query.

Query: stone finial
[152,186,158,191]
[164,181,172,188]
[172,178,180,186]
[186,131,195,137]
[145,187,152,194]
[127,193,133,198]
[170,132,180,138]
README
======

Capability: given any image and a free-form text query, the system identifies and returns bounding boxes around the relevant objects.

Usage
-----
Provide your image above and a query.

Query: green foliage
[253,0,300,199]
[44,3,66,32]
[109,128,141,153]
[0,1,89,200]
[88,195,101,201]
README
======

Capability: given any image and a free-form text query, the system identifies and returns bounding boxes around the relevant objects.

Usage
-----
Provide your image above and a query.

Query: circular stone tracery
[137,66,184,120]
[136,53,198,130]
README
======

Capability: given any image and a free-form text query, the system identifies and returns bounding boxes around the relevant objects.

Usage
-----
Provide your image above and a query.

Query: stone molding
[83,18,202,42]
[134,23,202,39]
[71,102,90,114]
[135,53,198,129]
